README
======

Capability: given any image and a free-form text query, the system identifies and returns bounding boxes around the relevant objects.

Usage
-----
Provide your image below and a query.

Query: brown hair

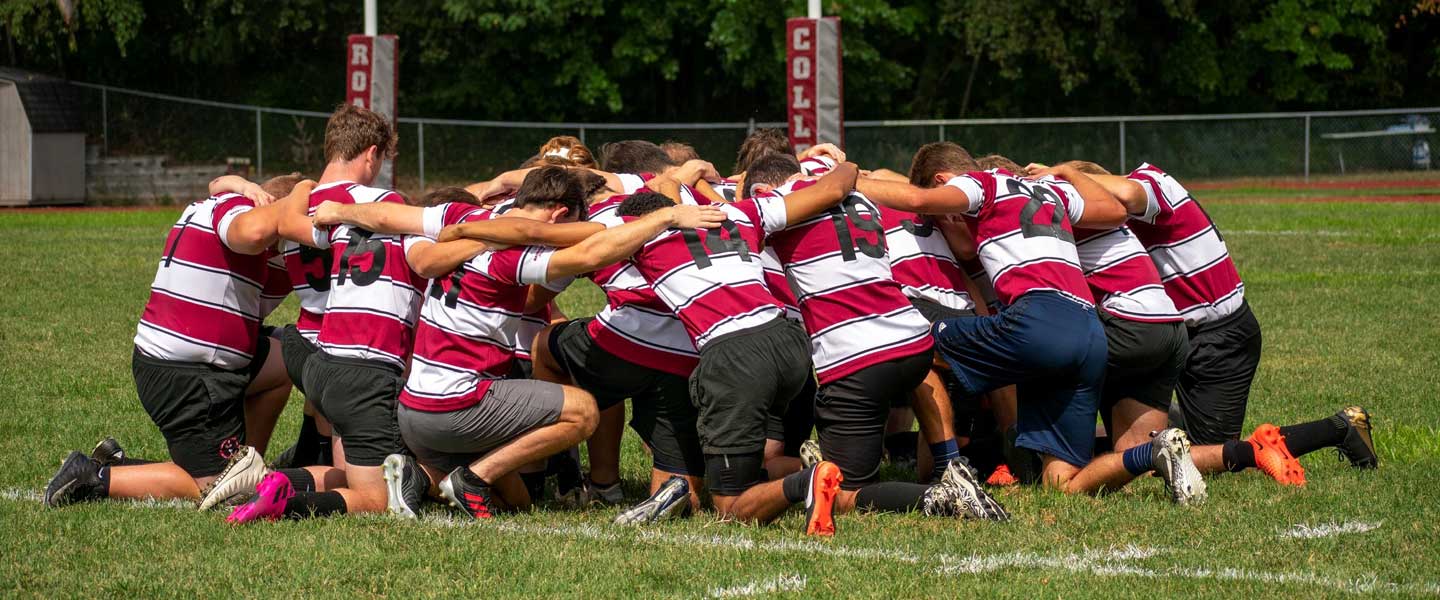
[413,186,479,208]
[908,142,978,188]
[734,128,791,174]
[661,141,700,164]
[600,140,673,174]
[323,103,398,163]
[1059,160,1112,176]
[742,153,802,199]
[976,154,1023,174]
[538,135,598,169]
[514,166,588,220]
[260,173,307,199]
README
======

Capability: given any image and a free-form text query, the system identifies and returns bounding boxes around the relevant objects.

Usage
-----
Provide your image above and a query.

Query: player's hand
[311,201,344,226]
[799,143,846,163]
[668,205,727,229]
[675,160,721,185]
[239,181,275,206]
[1024,163,1054,177]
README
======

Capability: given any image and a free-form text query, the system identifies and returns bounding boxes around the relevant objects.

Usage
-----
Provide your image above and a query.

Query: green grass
[2,200,1439,598]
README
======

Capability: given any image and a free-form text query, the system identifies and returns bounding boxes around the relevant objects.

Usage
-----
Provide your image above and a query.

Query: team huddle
[43,104,1380,535]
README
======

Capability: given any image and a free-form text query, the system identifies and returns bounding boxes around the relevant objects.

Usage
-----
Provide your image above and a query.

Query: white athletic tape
[6,488,1435,596]
[707,574,807,598]
[1280,521,1382,539]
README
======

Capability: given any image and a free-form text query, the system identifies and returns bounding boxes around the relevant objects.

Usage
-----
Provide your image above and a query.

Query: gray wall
[31,132,85,203]
[0,83,31,205]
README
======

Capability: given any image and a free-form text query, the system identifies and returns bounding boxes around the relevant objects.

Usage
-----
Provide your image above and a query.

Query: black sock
[97,466,112,498]
[1278,415,1348,458]
[781,467,813,504]
[297,414,319,448]
[548,450,583,495]
[854,482,931,513]
[1222,439,1256,472]
[277,468,317,492]
[282,491,347,519]
[317,437,333,465]
[520,471,547,501]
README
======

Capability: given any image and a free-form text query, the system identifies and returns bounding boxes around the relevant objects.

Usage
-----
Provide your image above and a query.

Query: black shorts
[1099,313,1189,412]
[509,357,534,380]
[132,343,268,478]
[815,351,932,489]
[302,351,406,467]
[909,297,977,323]
[1173,300,1262,445]
[765,374,817,457]
[279,325,318,396]
[689,317,812,495]
[548,318,703,475]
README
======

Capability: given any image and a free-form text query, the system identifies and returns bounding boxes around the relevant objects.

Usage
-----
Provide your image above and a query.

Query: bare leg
[493,471,532,510]
[242,340,292,454]
[763,439,802,480]
[911,370,955,445]
[990,386,1018,431]
[300,465,348,491]
[1039,455,1086,493]
[330,463,388,513]
[470,386,599,484]
[1190,444,1228,474]
[712,479,795,524]
[1058,453,1138,495]
[588,404,625,484]
[107,463,204,500]
[1110,398,1169,452]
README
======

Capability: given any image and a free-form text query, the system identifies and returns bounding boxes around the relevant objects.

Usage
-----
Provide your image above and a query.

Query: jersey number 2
[1006,179,1074,243]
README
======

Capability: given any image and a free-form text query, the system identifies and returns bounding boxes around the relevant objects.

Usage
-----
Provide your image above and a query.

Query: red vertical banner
[787,17,842,153]
[346,34,399,188]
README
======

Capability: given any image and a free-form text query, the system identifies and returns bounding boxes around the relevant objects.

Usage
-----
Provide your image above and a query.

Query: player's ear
[750,183,774,196]
[550,205,570,223]
[932,172,949,187]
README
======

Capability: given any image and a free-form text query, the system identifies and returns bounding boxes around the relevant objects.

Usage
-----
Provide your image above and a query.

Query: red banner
[786,17,842,152]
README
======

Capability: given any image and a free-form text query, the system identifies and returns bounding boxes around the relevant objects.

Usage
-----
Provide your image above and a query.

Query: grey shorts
[398,379,566,473]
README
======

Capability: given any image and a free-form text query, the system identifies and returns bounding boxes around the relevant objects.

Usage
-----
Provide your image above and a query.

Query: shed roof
[0,67,84,133]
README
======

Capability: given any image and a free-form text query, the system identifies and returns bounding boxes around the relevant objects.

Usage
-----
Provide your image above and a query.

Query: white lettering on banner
[792,86,811,109]
[792,56,811,80]
[350,70,367,93]
[350,43,369,66]
[792,27,811,51]
[792,114,812,139]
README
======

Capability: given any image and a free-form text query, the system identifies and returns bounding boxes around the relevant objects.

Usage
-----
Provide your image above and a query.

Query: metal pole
[808,0,821,18]
[255,109,263,178]
[1118,120,1126,172]
[578,126,586,145]
[364,0,377,36]
[101,87,108,156]
[1303,115,1311,181]
[417,121,425,192]
[939,124,945,142]
[748,117,755,135]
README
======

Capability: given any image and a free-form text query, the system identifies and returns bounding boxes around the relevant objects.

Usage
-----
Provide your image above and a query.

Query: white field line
[706,574,807,598]
[1281,521,1383,539]
[6,488,1435,596]
[1227,229,1440,239]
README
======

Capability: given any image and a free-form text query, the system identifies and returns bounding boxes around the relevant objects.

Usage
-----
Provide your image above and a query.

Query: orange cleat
[1248,424,1306,486]
[804,461,843,537]
[986,464,1019,487]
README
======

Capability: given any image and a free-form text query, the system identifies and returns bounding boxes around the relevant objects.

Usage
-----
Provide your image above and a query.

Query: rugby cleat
[383,454,430,519]
[614,476,690,526]
[803,461,843,537]
[1152,428,1208,505]
[90,437,126,467]
[439,467,497,519]
[1247,424,1306,486]
[938,458,1009,521]
[198,445,268,511]
[985,464,1019,487]
[225,471,293,524]
[44,451,106,507]
[920,479,965,518]
[1335,406,1378,469]
[799,440,824,469]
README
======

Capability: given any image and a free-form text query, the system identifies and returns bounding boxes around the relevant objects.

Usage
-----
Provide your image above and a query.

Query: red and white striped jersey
[280,196,339,342]
[585,195,700,376]
[260,253,290,319]
[1028,175,1182,323]
[880,207,976,312]
[135,193,273,369]
[627,198,788,349]
[800,155,836,176]
[760,247,803,321]
[1125,163,1245,326]
[474,198,571,361]
[960,257,1000,311]
[615,172,656,195]
[945,170,1093,307]
[764,183,934,384]
[711,179,740,203]
[311,181,429,369]
[401,204,558,412]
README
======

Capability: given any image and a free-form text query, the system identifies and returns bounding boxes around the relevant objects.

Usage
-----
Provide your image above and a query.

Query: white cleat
[799,440,824,469]
[197,445,268,511]
[1152,428,1208,506]
[614,476,690,526]
[938,458,1010,521]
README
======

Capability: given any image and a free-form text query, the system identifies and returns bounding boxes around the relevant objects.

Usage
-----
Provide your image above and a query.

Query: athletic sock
[282,491,347,519]
[1278,415,1349,458]
[296,414,319,449]
[548,450,583,496]
[97,466,112,498]
[277,468,317,492]
[854,482,931,512]
[520,471,547,501]
[1222,439,1256,472]
[781,467,814,504]
[1121,443,1155,476]
[929,438,961,480]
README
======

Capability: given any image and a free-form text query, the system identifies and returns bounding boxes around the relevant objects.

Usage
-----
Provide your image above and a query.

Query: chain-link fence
[73,82,1437,203]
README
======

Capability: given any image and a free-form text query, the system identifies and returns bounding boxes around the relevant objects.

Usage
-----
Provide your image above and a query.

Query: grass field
[2,191,1439,597]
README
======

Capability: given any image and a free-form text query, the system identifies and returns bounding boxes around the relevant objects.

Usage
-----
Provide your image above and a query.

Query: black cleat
[44,451,106,508]
[438,467,498,519]
[90,437,126,467]
[383,454,430,519]
[1335,406,1378,469]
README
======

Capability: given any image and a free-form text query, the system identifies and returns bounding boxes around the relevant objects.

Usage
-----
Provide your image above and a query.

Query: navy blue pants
[931,291,1107,468]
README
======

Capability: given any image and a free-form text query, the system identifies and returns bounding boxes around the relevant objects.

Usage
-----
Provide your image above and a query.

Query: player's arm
[546,205,725,280]
[1032,164,1129,228]
[961,273,992,317]
[694,180,727,204]
[855,177,975,214]
[934,214,978,261]
[863,168,910,183]
[524,285,563,315]
[223,180,317,254]
[1031,162,1148,216]
[798,142,846,164]
[438,218,606,248]
[776,161,860,223]
[208,175,275,205]
[646,174,687,204]
[274,184,326,247]
[312,201,427,235]
[405,238,490,279]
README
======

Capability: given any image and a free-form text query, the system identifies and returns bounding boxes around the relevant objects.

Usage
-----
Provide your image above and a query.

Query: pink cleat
[226,471,293,524]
